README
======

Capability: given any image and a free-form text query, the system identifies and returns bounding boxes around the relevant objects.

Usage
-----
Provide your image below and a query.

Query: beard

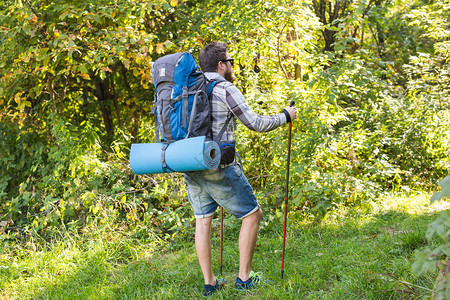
[224,68,235,83]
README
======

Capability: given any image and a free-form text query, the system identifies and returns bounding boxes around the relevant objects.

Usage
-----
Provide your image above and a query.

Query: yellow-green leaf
[156,43,165,54]
[80,73,91,80]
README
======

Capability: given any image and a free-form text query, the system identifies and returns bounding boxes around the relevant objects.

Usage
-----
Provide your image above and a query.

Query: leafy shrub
[413,176,450,300]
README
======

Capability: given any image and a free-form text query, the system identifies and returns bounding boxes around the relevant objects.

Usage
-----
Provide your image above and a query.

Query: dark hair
[199,42,228,72]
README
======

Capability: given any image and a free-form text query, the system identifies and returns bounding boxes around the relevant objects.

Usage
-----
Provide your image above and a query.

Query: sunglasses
[220,58,234,67]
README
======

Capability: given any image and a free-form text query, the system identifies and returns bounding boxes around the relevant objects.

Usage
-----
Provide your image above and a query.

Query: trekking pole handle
[290,101,295,107]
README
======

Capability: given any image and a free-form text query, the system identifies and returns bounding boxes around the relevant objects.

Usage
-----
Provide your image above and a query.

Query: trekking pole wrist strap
[282,109,292,123]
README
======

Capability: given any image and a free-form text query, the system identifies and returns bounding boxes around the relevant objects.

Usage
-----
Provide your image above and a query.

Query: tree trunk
[312,0,350,52]
[295,64,302,80]
[94,77,114,139]
[375,0,386,57]
[323,27,337,52]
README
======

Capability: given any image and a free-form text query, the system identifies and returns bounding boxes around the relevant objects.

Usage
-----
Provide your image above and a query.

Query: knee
[196,216,213,231]
[251,207,262,223]
[256,207,262,222]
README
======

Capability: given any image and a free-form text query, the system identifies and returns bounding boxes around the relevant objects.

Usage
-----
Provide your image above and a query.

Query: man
[185,41,297,296]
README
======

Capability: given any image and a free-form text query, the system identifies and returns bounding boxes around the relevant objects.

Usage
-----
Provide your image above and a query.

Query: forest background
[0,0,449,298]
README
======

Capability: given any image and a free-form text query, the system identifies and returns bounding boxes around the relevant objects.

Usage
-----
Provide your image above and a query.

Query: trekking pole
[220,206,224,275]
[281,100,295,279]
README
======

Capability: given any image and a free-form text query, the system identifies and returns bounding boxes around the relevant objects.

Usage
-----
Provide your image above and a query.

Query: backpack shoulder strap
[205,78,232,143]
[206,78,227,100]
[214,113,233,143]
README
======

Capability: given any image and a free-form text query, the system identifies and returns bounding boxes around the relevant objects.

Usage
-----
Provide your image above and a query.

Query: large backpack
[152,52,224,143]
[152,52,236,170]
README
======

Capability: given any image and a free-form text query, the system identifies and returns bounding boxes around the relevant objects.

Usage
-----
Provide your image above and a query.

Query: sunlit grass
[0,192,445,299]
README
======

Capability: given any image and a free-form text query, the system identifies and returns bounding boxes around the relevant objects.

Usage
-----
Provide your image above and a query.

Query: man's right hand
[284,106,298,122]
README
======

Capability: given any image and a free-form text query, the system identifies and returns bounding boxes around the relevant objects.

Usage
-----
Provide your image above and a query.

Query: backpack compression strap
[182,86,189,128]
[152,103,161,143]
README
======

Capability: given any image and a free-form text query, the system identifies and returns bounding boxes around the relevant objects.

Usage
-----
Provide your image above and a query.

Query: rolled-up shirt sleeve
[225,84,287,132]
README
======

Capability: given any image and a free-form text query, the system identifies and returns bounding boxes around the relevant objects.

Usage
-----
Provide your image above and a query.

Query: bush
[413,175,450,300]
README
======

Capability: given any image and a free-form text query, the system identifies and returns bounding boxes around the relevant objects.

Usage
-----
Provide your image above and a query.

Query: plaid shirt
[205,72,287,142]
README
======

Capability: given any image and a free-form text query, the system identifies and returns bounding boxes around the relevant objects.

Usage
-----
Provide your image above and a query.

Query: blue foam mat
[130,136,220,174]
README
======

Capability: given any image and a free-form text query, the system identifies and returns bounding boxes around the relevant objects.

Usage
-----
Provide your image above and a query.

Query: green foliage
[0,0,449,239]
[410,2,450,294]
[431,176,450,204]
[1,2,448,299]
[413,176,450,299]
[0,193,438,299]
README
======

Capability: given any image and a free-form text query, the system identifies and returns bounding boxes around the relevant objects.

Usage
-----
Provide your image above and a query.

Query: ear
[217,61,225,72]
[216,61,226,76]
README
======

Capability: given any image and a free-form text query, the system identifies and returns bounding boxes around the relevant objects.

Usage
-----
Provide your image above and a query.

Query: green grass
[1,192,446,299]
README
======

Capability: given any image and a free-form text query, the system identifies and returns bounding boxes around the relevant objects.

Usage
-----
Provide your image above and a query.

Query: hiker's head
[199,42,234,82]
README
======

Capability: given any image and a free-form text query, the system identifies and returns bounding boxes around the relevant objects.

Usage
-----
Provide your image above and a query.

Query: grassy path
[1,192,447,299]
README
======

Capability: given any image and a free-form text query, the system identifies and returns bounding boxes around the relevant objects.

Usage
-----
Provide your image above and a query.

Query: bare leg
[195,216,216,285]
[238,207,263,281]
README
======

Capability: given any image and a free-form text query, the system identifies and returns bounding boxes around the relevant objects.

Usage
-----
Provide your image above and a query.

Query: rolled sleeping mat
[130,136,220,174]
